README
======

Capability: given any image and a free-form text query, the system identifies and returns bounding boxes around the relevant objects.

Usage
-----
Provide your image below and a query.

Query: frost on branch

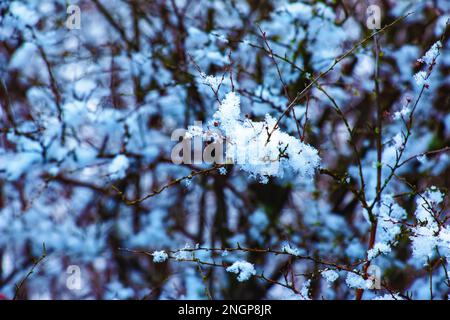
[417,41,442,66]
[226,261,256,282]
[281,244,303,256]
[413,40,443,86]
[152,250,168,263]
[345,272,373,290]
[201,92,320,183]
[410,187,449,264]
[413,71,428,86]
[299,280,312,300]
[199,72,223,91]
[321,270,339,284]
[367,243,391,261]
[369,195,407,259]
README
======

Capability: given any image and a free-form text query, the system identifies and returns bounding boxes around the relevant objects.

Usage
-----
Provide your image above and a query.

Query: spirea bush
[0,0,449,300]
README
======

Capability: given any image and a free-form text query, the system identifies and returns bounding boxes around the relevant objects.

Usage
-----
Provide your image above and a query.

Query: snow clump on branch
[226,260,256,282]
[187,92,320,183]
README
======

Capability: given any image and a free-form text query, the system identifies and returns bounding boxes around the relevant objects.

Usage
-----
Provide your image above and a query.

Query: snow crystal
[152,250,168,263]
[413,71,427,86]
[183,178,192,188]
[182,92,320,182]
[367,242,391,260]
[417,41,442,65]
[321,270,339,283]
[300,279,311,300]
[346,272,373,289]
[226,261,256,282]
[410,187,446,264]
[282,244,303,256]
[425,186,444,205]
[214,92,320,182]
[411,227,437,261]
[393,105,411,120]
[214,92,241,126]
[200,73,223,90]
[173,244,193,261]
[413,41,442,87]
[374,195,406,245]
[414,187,443,225]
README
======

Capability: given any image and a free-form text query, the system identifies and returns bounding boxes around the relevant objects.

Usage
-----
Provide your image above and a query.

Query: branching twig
[13,243,47,300]
[266,12,413,143]
[113,165,224,205]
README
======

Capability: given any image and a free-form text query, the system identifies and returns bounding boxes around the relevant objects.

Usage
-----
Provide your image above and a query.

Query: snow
[214,92,241,126]
[367,243,392,260]
[173,244,194,261]
[410,187,447,264]
[374,194,407,245]
[226,261,256,282]
[300,280,311,300]
[413,41,443,87]
[152,251,169,263]
[282,244,303,257]
[321,270,339,283]
[108,155,130,179]
[212,92,321,182]
[346,272,373,290]
[417,41,442,65]
[413,71,427,86]
[200,73,223,90]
